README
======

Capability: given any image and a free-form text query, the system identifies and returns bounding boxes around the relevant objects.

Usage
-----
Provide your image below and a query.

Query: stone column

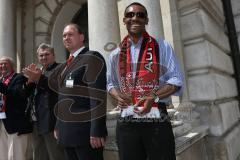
[88,0,121,62]
[88,0,121,111]
[140,0,164,38]
[0,0,16,59]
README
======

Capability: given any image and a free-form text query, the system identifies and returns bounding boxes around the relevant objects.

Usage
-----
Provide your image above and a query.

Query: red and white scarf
[119,32,159,107]
[0,71,15,117]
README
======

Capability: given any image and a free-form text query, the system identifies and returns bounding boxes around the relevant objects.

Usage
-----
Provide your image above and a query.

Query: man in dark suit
[26,23,107,160]
[54,23,107,160]
[0,56,33,160]
[23,43,64,160]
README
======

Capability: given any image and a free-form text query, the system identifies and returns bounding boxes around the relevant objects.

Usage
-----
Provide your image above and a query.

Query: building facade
[0,0,240,159]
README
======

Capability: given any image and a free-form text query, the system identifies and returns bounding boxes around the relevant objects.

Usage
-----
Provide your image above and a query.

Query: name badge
[65,73,74,88]
[66,79,74,88]
[0,100,6,119]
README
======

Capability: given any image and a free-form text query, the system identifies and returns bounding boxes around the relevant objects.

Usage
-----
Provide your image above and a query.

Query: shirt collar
[45,62,58,71]
[130,37,143,48]
[71,46,85,58]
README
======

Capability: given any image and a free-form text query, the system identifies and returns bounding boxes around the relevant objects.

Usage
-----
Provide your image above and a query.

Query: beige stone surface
[35,3,52,22]
[219,101,240,135]
[232,0,240,15]
[195,101,240,136]
[177,138,208,160]
[210,102,239,136]
[188,73,237,101]
[35,35,50,47]
[88,0,120,62]
[180,9,230,53]
[211,0,223,14]
[206,123,240,160]
[45,0,58,13]
[178,0,224,25]
[234,15,240,33]
[224,123,240,160]
[35,0,42,5]
[178,0,200,10]
[23,0,35,66]
[35,20,49,33]
[0,0,16,58]
[184,39,234,74]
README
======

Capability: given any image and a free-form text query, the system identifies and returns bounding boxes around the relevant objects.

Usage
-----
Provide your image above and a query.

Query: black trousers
[64,145,104,160]
[116,118,176,160]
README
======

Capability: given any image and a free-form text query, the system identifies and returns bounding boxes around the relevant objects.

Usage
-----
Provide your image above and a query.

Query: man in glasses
[107,2,183,160]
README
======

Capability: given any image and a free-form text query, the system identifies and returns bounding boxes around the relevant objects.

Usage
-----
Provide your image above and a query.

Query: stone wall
[178,0,240,159]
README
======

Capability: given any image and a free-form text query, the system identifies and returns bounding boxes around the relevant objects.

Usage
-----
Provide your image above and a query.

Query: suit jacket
[34,62,59,135]
[0,73,33,135]
[49,47,107,147]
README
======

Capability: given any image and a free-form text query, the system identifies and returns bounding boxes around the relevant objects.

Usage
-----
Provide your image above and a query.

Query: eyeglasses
[124,12,147,19]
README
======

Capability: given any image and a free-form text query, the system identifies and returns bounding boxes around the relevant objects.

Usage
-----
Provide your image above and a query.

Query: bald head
[0,56,15,78]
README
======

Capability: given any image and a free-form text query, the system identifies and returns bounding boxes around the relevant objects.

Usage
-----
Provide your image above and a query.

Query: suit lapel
[61,47,89,80]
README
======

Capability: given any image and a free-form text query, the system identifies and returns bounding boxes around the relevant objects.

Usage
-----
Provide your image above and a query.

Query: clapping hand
[22,64,42,83]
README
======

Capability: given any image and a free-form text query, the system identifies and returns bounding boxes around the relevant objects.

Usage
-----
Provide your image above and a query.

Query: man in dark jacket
[0,56,33,160]
[23,43,64,160]
[49,23,107,160]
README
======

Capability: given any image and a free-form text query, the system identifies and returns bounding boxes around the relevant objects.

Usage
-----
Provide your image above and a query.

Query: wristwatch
[151,92,159,103]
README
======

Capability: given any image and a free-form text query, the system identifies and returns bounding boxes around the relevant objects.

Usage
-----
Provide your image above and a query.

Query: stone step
[175,125,209,154]
[173,122,191,137]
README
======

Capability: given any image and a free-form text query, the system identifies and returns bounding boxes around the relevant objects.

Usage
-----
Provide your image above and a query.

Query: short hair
[124,2,148,16]
[37,43,54,55]
[64,23,84,34]
[0,56,15,68]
